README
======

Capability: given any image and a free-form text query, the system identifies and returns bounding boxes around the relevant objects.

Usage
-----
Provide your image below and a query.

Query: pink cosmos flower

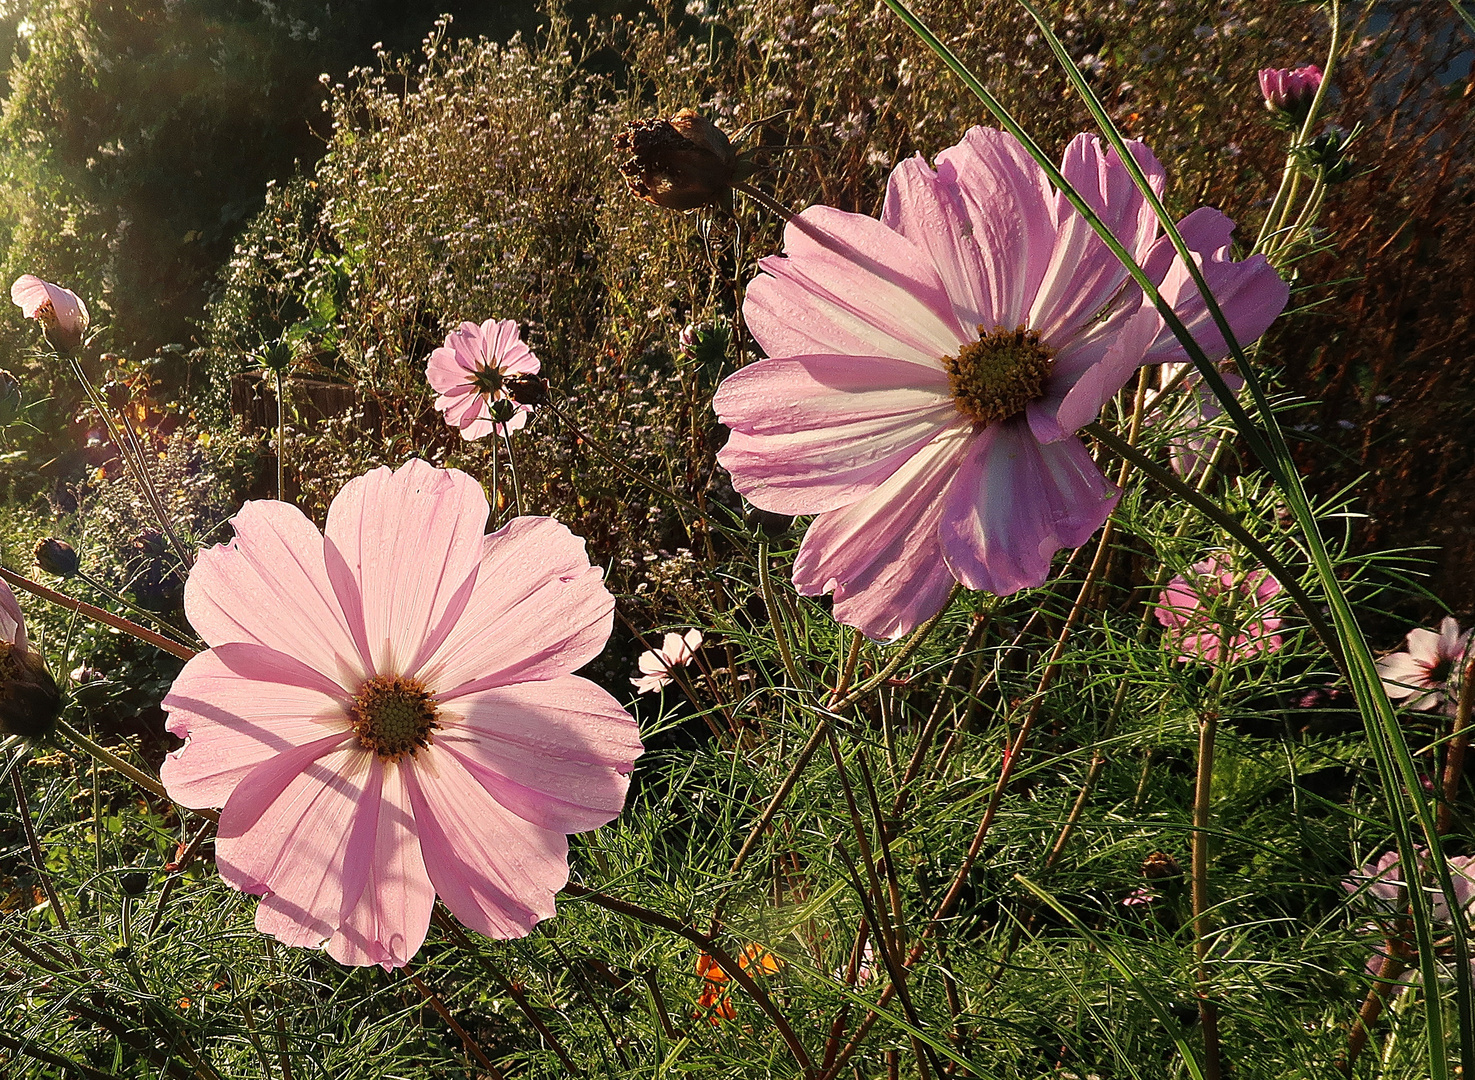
[1155,554,1284,665]
[1151,363,1246,481]
[160,459,643,968]
[426,319,541,440]
[631,629,703,694]
[713,126,1288,640]
[1258,64,1323,119]
[11,275,89,354]
[1343,849,1475,978]
[1376,617,1471,712]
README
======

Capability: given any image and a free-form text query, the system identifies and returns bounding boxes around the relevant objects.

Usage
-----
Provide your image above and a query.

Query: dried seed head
[0,642,62,741]
[614,109,737,212]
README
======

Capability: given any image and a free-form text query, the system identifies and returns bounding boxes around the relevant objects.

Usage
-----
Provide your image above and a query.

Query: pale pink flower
[11,275,89,354]
[1152,364,1245,481]
[631,629,703,694]
[1121,887,1159,908]
[714,126,1288,640]
[426,319,541,440]
[1258,64,1323,119]
[1377,617,1471,712]
[160,460,643,968]
[0,578,26,651]
[1155,554,1284,664]
[1343,849,1475,978]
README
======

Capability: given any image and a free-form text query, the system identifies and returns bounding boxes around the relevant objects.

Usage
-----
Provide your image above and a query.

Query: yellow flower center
[349,675,439,761]
[943,324,1056,427]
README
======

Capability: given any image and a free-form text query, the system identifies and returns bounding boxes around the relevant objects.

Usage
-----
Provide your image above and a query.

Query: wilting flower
[615,109,738,212]
[0,579,61,740]
[1376,617,1470,713]
[1155,554,1284,665]
[160,460,643,968]
[631,629,703,694]
[426,320,541,440]
[714,126,1288,639]
[34,538,79,579]
[1258,64,1322,123]
[11,275,90,355]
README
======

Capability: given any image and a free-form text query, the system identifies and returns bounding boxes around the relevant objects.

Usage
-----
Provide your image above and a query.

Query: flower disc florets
[944,324,1056,427]
[350,675,438,761]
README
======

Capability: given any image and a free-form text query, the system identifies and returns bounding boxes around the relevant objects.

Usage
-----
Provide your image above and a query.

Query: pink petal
[1049,305,1158,439]
[1402,627,1443,668]
[406,749,569,939]
[932,127,1057,329]
[1155,577,1200,631]
[1141,223,1289,365]
[1438,616,1468,662]
[0,579,25,649]
[426,346,474,396]
[161,644,352,810]
[743,205,969,368]
[631,672,670,694]
[184,500,365,690]
[714,353,956,515]
[415,516,613,696]
[214,737,369,946]
[1030,136,1165,343]
[793,423,973,641]
[326,761,434,969]
[323,460,489,677]
[938,420,1118,596]
[881,153,992,328]
[1377,651,1431,701]
[1140,207,1235,285]
[10,274,88,333]
[435,674,642,834]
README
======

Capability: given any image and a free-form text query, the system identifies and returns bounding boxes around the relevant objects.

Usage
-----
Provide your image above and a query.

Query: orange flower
[692,945,782,1025]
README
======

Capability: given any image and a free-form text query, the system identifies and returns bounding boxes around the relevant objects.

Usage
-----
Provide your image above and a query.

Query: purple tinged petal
[793,423,974,641]
[938,420,1118,596]
[881,153,993,328]
[1051,306,1158,438]
[742,205,969,367]
[713,353,956,515]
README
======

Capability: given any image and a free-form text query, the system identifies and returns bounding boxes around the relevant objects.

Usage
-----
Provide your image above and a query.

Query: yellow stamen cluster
[349,674,439,761]
[943,324,1056,427]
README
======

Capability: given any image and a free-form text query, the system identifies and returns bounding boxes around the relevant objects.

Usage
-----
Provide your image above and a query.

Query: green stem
[53,718,217,823]
[276,369,287,503]
[758,539,803,689]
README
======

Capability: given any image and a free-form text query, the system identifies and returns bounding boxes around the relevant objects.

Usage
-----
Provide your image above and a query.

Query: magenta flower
[631,628,703,694]
[11,275,89,354]
[1377,617,1471,712]
[1258,64,1323,120]
[426,319,541,440]
[160,460,643,968]
[1155,554,1284,665]
[714,126,1288,639]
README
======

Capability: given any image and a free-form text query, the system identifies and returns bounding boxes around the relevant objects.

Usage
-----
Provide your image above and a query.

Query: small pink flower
[161,460,643,968]
[1152,363,1246,480]
[1155,554,1284,665]
[714,126,1288,640]
[425,319,541,440]
[1121,887,1159,908]
[11,275,89,354]
[1377,617,1470,712]
[631,629,703,694]
[1258,64,1323,119]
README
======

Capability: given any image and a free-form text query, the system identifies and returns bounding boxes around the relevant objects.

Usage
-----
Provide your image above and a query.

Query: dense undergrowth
[0,2,1473,1078]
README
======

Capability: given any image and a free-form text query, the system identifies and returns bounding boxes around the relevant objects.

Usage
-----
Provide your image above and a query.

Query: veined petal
[184,500,364,690]
[1050,305,1159,438]
[323,460,489,677]
[436,675,642,834]
[327,761,434,969]
[416,517,613,696]
[743,205,968,367]
[793,422,974,641]
[933,127,1056,330]
[714,353,956,515]
[161,644,352,810]
[1031,135,1165,343]
[215,738,371,946]
[0,579,24,649]
[939,421,1118,596]
[407,749,569,939]
[881,154,992,328]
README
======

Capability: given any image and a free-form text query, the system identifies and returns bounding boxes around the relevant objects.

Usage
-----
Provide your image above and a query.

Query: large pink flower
[160,460,643,968]
[11,274,89,353]
[714,126,1289,639]
[1155,554,1284,665]
[426,319,541,440]
[1377,616,1471,712]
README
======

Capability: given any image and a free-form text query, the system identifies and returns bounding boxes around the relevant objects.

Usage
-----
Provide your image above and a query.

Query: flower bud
[505,372,550,408]
[1141,851,1182,880]
[1298,128,1355,184]
[259,340,294,375]
[614,109,737,212]
[1258,64,1322,126]
[34,538,79,578]
[0,641,62,741]
[0,369,22,427]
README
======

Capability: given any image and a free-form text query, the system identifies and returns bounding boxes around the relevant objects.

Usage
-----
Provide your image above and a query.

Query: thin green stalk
[74,570,199,650]
[1191,661,1230,1080]
[501,431,524,517]
[758,539,803,689]
[54,718,217,823]
[275,369,287,503]
[0,565,197,661]
[11,770,73,939]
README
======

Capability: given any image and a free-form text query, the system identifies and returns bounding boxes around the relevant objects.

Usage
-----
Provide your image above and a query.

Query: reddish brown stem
[0,565,196,661]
